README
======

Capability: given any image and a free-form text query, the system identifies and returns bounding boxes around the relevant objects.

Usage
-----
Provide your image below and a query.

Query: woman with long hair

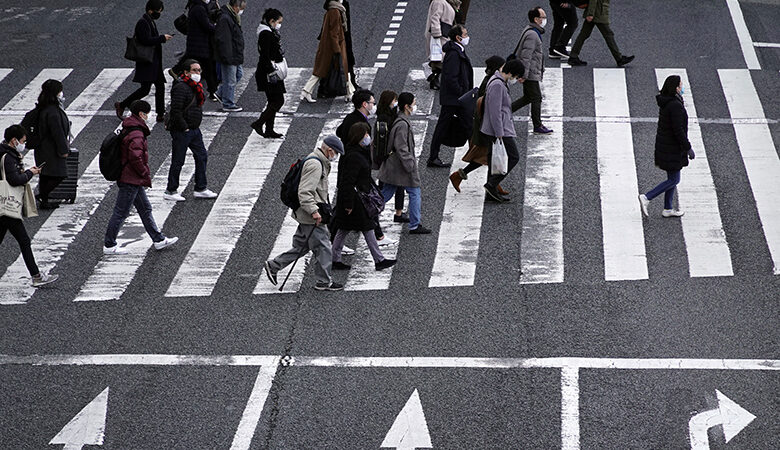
[374,90,408,223]
[35,79,71,209]
[252,8,286,138]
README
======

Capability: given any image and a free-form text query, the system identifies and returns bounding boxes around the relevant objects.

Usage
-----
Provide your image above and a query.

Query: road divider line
[229,357,282,450]
[561,367,580,450]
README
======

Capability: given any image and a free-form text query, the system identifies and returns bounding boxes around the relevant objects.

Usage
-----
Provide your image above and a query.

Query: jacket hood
[656,94,680,108]
[122,114,151,136]
[257,23,271,35]
[443,40,465,56]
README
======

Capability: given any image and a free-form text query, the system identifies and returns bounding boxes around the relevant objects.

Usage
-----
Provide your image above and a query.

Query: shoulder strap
[302,155,325,178]
[0,154,7,182]
[512,29,533,56]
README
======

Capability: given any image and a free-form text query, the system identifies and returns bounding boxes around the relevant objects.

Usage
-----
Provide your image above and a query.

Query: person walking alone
[566,0,634,67]
[34,79,71,210]
[264,136,344,291]
[252,8,286,138]
[0,125,58,287]
[104,101,178,255]
[512,7,553,135]
[638,75,694,219]
[163,60,218,201]
[301,1,355,104]
[547,1,578,59]
[215,0,246,112]
[115,0,173,120]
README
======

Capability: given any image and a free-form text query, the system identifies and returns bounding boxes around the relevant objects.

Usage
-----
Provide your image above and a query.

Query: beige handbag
[22,182,37,218]
[0,154,25,219]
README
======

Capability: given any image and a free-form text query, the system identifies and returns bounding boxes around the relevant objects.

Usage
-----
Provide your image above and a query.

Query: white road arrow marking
[49,387,109,450]
[688,390,755,449]
[381,389,432,449]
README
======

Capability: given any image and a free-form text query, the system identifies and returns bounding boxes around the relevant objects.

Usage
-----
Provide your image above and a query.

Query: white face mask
[57,92,65,103]
[540,18,547,28]
[238,9,244,16]
[411,104,418,114]
[360,135,372,147]
[508,77,518,85]
[190,73,202,83]
[15,141,26,153]
[460,36,470,46]
[391,101,397,109]
[275,23,282,31]
[368,104,377,116]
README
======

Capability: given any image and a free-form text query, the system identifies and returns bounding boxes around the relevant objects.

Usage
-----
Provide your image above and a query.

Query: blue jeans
[380,184,422,230]
[105,182,164,247]
[217,64,243,108]
[168,129,208,193]
[646,170,680,210]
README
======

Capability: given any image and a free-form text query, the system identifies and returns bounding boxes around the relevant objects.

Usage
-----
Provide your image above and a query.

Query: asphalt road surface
[0,0,778,448]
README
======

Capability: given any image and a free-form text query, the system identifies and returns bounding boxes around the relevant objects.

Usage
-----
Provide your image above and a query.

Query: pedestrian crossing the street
[0,64,777,305]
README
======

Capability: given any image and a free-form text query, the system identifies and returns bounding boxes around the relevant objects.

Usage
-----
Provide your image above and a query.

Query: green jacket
[584,0,610,24]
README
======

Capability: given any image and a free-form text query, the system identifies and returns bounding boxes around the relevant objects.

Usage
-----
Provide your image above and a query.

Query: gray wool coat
[378,117,420,188]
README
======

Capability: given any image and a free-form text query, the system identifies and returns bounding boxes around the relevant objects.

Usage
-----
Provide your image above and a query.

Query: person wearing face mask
[638,75,694,219]
[301,0,355,103]
[115,0,173,121]
[104,100,178,255]
[0,125,58,287]
[374,90,408,224]
[378,93,431,235]
[264,136,344,291]
[427,24,474,168]
[567,0,634,67]
[332,123,397,272]
[424,0,458,91]
[34,79,71,209]
[253,8,286,139]
[215,0,246,112]
[184,0,219,101]
[510,7,552,135]
[482,59,526,203]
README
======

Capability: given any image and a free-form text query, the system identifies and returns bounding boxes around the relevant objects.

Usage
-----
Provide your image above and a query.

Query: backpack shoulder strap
[303,155,325,178]
[512,29,533,56]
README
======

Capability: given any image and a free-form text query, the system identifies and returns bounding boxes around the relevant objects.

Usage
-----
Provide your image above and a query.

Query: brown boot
[449,170,464,193]
[497,184,510,196]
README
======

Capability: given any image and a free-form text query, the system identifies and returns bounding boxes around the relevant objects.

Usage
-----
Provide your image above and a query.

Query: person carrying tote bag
[0,125,58,288]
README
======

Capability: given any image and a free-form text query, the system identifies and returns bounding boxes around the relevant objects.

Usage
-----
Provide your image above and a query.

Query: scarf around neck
[228,5,241,27]
[180,74,205,106]
[328,1,348,32]
[446,0,462,11]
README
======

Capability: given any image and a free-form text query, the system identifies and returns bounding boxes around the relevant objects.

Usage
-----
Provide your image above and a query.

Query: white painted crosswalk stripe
[0,69,11,84]
[594,68,648,281]
[0,68,73,138]
[328,67,379,115]
[520,67,565,284]
[655,69,733,278]
[280,68,307,114]
[719,69,780,275]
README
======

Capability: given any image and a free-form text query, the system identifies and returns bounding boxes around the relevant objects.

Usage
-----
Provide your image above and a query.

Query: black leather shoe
[617,55,635,67]
[409,225,432,235]
[393,213,410,223]
[427,158,451,168]
[568,57,587,66]
[332,261,352,270]
[263,130,284,139]
[375,259,397,271]
[484,184,508,203]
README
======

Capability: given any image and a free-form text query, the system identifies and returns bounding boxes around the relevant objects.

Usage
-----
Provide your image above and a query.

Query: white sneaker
[103,245,128,255]
[193,189,218,199]
[300,90,317,103]
[377,236,396,247]
[662,209,684,218]
[163,191,186,202]
[342,245,355,256]
[31,272,59,287]
[154,236,179,250]
[638,194,649,217]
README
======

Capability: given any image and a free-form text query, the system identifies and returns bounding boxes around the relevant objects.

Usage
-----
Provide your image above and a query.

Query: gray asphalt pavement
[0,0,778,448]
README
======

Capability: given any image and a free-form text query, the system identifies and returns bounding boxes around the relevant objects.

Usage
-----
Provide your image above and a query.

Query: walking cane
[278,224,318,292]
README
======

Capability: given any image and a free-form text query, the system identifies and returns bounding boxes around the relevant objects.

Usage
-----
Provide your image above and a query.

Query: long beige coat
[313,8,349,79]
[424,0,456,60]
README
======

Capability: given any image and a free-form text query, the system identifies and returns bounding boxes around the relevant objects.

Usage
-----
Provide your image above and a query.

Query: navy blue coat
[215,5,244,65]
[132,13,166,83]
[439,41,474,106]
[186,1,215,59]
[654,94,691,172]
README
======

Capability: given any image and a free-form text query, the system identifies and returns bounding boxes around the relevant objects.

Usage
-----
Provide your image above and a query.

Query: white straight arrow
[50,387,109,450]
[688,390,755,449]
[381,389,432,449]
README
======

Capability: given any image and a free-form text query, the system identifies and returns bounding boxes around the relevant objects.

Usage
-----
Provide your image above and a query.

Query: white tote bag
[429,37,443,62]
[0,154,25,219]
[491,138,508,176]
[271,58,288,81]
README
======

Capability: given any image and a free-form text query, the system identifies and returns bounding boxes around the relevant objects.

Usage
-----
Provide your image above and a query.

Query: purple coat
[480,73,516,138]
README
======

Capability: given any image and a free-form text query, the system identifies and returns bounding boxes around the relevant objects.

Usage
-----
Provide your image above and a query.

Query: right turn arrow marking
[688,389,756,449]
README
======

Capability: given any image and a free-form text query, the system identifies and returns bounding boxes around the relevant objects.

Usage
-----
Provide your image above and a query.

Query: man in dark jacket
[336,89,374,148]
[185,0,218,100]
[164,60,218,201]
[215,0,246,111]
[104,101,177,255]
[427,24,473,168]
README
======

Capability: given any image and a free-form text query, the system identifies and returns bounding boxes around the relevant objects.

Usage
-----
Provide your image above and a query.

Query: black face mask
[150,11,161,20]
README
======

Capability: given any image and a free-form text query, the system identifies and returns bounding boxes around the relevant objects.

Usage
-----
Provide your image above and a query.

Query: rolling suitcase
[47,149,79,204]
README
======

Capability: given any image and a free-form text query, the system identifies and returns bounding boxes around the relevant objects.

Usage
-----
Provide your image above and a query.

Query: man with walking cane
[265,136,344,291]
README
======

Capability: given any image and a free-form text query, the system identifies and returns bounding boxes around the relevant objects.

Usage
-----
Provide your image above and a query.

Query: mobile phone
[38,161,46,167]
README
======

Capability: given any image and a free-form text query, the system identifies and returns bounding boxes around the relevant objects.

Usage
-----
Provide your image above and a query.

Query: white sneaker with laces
[662,209,684,218]
[193,189,218,199]
[377,236,396,247]
[31,272,59,287]
[342,245,355,256]
[104,245,128,255]
[163,191,186,202]
[638,194,649,217]
[154,236,179,250]
[301,90,317,103]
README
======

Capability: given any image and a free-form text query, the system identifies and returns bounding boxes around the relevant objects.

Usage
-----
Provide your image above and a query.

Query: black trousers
[548,1,578,50]
[120,79,166,115]
[429,105,460,162]
[486,137,521,188]
[512,80,543,129]
[256,90,285,131]
[0,216,39,276]
[38,175,65,202]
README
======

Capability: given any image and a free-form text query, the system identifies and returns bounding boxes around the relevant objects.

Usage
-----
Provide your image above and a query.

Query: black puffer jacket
[654,94,691,172]
[0,143,33,187]
[334,144,376,231]
[169,79,203,132]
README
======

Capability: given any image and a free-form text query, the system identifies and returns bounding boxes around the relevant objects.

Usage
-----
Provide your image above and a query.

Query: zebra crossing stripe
[594,68,648,281]
[74,69,255,302]
[280,68,307,114]
[0,69,11,84]
[655,69,733,278]
[719,69,780,275]
[0,68,73,140]
[520,67,565,284]
[0,69,162,305]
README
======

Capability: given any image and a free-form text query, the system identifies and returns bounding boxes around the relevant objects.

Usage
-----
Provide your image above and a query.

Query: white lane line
[253,119,342,295]
[0,69,136,305]
[374,62,387,69]
[726,0,761,70]
[655,69,733,278]
[328,67,378,115]
[520,67,564,284]
[561,367,580,450]
[594,68,648,281]
[428,70,485,288]
[719,69,780,275]
[345,120,427,291]
[0,69,11,84]
[280,68,307,114]
[383,38,395,44]
[387,30,398,36]
[229,358,281,450]
[753,42,780,48]
[0,68,73,134]
[166,121,290,298]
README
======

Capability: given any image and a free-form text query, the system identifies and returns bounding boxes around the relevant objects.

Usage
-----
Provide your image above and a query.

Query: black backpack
[373,120,392,166]
[20,106,42,150]
[99,126,143,181]
[280,156,324,211]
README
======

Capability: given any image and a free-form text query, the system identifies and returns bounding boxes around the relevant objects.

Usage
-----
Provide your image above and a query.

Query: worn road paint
[280,68,307,114]
[49,387,109,449]
[381,389,433,449]
[560,367,580,450]
[725,0,760,70]
[719,69,780,275]
[688,390,755,449]
[655,69,733,278]
[0,68,72,135]
[328,67,378,115]
[229,358,281,450]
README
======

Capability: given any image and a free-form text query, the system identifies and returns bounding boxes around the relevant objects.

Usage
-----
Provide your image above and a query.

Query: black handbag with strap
[317,55,348,98]
[124,36,154,64]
